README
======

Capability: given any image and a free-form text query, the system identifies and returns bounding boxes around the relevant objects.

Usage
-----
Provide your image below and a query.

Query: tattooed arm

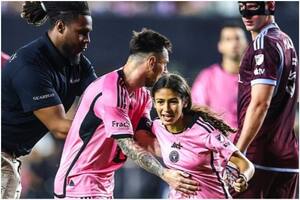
[134,130,161,157]
[116,137,199,195]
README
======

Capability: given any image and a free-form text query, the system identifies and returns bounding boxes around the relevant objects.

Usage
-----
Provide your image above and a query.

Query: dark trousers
[232,168,299,199]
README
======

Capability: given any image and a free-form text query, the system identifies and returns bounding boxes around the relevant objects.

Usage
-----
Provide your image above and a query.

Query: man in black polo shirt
[1,2,97,198]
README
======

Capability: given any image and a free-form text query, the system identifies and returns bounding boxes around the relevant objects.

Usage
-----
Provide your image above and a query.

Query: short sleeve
[12,62,61,112]
[94,75,134,139]
[102,105,134,139]
[251,37,280,86]
[205,130,238,163]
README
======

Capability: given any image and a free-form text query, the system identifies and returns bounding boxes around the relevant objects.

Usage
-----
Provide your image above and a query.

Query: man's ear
[55,20,66,34]
[148,55,157,69]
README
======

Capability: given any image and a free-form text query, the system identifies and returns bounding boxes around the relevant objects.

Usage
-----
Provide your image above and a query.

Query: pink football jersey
[191,64,238,142]
[152,114,238,198]
[54,69,152,198]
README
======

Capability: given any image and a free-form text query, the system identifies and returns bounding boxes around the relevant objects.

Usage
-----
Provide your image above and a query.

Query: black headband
[238,1,275,17]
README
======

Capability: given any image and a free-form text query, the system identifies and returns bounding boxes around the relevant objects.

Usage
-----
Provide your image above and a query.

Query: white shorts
[1,152,22,199]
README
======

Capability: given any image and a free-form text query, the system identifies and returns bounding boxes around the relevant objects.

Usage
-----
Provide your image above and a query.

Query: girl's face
[154,88,185,131]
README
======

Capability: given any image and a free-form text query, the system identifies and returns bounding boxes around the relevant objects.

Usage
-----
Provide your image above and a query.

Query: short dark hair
[220,21,244,30]
[21,1,90,27]
[129,28,172,55]
[219,21,245,40]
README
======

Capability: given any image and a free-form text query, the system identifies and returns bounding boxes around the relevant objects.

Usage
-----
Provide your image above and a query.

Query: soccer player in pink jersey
[54,28,199,198]
[191,23,248,142]
[150,73,255,199]
[234,1,299,198]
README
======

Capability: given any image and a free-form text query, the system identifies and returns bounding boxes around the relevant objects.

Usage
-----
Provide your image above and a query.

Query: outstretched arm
[116,137,199,195]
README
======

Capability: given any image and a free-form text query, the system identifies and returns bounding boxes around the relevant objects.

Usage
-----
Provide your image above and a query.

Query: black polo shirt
[2,33,97,157]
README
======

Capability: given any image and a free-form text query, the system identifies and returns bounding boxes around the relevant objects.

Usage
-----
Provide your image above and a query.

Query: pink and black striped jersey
[152,113,238,198]
[54,69,152,198]
[236,22,299,171]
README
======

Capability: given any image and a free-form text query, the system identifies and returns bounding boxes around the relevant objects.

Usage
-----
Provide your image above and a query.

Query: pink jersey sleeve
[205,130,238,162]
[94,73,134,138]
[102,106,133,138]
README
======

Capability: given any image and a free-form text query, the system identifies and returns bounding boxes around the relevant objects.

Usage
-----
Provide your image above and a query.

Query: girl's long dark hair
[151,73,236,136]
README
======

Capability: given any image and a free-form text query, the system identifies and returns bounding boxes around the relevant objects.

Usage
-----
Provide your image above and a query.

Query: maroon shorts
[232,168,299,199]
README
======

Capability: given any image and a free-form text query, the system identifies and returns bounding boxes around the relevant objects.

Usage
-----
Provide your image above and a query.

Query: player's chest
[53,66,82,93]
[160,134,211,170]
[239,49,256,84]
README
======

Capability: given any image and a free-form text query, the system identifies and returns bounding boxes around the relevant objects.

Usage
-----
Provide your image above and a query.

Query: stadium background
[1,1,299,198]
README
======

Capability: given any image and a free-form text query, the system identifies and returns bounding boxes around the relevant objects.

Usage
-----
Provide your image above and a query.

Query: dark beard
[61,44,81,65]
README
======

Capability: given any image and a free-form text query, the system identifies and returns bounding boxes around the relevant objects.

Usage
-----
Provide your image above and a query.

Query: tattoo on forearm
[117,138,164,177]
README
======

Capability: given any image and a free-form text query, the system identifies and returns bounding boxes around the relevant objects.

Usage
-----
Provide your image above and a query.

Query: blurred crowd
[1,1,246,17]
[2,1,298,18]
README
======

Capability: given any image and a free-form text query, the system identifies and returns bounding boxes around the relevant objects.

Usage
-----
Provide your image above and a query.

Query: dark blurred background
[1,1,299,198]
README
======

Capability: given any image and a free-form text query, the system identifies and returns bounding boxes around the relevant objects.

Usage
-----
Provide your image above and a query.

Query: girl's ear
[183,98,189,108]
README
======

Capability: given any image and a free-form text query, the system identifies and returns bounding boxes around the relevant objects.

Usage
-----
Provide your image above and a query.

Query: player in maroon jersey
[234,1,298,198]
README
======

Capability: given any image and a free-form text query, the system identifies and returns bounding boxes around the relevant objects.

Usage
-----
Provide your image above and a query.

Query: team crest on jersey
[254,54,264,66]
[169,150,179,163]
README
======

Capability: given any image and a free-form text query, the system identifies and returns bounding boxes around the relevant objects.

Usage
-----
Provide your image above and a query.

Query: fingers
[179,181,199,191]
[163,169,200,195]
[180,176,199,186]
[175,176,199,195]
[233,177,248,193]
[179,171,191,178]
[176,185,198,196]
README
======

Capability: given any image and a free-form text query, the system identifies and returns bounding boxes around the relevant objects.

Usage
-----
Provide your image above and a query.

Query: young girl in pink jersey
[150,73,255,198]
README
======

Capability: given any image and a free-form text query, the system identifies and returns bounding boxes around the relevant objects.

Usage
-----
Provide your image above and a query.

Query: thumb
[235,177,244,183]
[180,171,191,178]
